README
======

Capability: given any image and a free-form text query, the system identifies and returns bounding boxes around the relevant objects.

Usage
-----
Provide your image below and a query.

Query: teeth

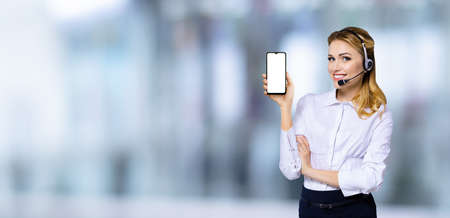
[334,75,345,78]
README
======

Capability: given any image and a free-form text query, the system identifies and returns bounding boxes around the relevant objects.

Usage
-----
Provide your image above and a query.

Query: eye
[328,57,335,61]
[343,56,351,61]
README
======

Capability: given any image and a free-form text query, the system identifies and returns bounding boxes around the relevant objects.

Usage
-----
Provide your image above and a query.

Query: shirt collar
[323,88,355,108]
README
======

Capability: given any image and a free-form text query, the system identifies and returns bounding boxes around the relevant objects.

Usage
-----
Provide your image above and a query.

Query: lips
[333,73,347,80]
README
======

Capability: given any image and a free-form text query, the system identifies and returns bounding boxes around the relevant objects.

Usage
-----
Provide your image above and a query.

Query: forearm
[302,167,340,188]
[280,105,293,131]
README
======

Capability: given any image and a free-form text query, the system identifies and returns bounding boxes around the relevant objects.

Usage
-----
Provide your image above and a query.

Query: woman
[261,27,393,218]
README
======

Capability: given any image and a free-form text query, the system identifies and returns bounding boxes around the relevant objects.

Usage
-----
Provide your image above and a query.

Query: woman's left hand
[296,135,312,172]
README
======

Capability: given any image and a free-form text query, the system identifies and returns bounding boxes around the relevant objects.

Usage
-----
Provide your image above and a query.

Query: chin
[333,82,341,89]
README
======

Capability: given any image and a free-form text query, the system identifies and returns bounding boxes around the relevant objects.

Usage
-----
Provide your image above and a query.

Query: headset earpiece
[365,59,373,72]
[361,42,373,72]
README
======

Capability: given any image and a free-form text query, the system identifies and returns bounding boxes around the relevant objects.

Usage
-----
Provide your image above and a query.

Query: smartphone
[266,52,286,94]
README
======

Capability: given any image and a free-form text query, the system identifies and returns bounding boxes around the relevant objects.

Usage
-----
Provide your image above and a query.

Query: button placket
[329,104,344,167]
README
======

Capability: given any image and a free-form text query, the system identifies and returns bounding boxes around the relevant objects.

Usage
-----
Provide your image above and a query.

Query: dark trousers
[299,186,377,218]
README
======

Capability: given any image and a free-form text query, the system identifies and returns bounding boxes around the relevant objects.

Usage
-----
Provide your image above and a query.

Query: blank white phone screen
[267,52,286,94]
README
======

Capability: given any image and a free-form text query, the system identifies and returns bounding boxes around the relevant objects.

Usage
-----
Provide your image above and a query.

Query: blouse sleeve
[279,94,310,180]
[338,109,394,197]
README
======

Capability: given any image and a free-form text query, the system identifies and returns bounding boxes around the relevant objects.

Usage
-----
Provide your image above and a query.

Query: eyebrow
[328,52,352,56]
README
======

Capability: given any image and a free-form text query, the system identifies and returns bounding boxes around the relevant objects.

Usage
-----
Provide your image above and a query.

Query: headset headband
[340,29,373,72]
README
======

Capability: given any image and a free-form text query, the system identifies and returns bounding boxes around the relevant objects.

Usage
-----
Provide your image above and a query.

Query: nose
[330,59,343,73]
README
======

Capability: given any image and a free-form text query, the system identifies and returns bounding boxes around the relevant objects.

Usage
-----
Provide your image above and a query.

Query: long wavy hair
[328,26,387,120]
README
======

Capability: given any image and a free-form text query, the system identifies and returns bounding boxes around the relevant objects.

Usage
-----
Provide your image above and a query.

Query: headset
[340,29,373,72]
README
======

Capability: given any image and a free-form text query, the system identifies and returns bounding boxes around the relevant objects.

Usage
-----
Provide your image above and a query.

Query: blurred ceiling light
[276,0,321,13]
[46,0,128,21]
[337,0,375,10]
[195,0,249,18]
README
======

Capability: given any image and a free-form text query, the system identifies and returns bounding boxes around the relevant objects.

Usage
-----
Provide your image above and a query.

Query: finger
[299,143,306,154]
[297,137,305,151]
[300,136,310,151]
[264,90,267,95]
[296,135,302,144]
[263,79,267,85]
[301,135,310,147]
[262,73,266,78]
[296,141,301,151]
[299,136,308,149]
[263,85,267,90]
[297,142,303,153]
[286,72,291,85]
[296,137,302,149]
[297,136,305,147]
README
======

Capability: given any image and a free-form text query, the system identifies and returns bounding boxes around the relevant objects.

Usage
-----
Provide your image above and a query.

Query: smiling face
[328,40,365,89]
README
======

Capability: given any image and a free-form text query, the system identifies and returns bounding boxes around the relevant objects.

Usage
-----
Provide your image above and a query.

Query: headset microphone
[337,71,366,86]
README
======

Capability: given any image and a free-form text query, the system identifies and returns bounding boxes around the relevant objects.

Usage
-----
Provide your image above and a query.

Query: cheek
[345,62,360,73]
[327,64,333,74]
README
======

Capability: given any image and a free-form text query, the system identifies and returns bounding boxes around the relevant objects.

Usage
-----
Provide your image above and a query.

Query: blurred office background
[0,0,449,217]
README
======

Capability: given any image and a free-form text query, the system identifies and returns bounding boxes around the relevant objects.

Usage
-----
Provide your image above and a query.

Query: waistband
[301,185,369,204]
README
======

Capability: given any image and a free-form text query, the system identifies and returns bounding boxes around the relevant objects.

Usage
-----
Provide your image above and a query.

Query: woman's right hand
[262,72,294,109]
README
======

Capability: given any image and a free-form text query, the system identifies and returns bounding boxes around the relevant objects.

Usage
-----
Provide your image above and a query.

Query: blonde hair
[328,26,387,120]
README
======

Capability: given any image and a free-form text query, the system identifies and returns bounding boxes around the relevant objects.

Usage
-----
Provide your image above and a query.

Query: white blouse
[279,88,393,197]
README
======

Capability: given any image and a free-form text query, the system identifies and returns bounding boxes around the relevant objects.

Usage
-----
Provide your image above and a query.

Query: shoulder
[314,90,332,103]
[297,89,330,106]
[376,104,393,127]
[379,104,392,119]
[296,93,316,111]
[297,92,314,104]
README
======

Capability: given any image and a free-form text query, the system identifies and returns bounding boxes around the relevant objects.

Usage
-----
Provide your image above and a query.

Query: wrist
[302,165,312,176]
[280,104,292,111]
[280,104,293,131]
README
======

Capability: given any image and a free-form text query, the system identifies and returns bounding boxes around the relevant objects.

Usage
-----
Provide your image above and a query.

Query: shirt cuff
[281,127,294,136]
[280,127,298,154]
[338,170,361,197]
[279,127,302,178]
